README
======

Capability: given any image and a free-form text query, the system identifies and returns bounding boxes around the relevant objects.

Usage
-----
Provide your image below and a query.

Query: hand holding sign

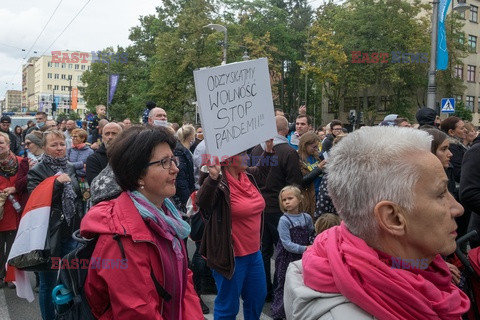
[194,58,277,160]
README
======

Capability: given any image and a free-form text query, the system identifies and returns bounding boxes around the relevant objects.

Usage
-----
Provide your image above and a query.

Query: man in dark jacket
[0,116,20,155]
[262,115,303,301]
[460,135,480,248]
[86,122,122,184]
[321,119,343,154]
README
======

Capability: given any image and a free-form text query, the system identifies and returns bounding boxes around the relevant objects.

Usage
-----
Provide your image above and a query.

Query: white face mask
[153,120,168,127]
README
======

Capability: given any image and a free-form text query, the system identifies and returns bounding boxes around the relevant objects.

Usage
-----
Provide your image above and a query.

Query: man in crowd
[64,120,77,150]
[262,115,303,301]
[123,118,132,129]
[0,116,20,155]
[25,112,48,135]
[86,122,122,184]
[321,119,343,154]
[287,114,312,150]
[148,107,168,127]
[416,107,437,127]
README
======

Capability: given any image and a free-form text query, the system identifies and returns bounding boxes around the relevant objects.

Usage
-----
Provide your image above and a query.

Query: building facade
[23,50,94,117]
[456,3,480,124]
[5,90,22,112]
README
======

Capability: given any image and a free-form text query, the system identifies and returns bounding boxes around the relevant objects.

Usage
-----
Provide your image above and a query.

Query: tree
[453,100,473,121]
[304,0,432,125]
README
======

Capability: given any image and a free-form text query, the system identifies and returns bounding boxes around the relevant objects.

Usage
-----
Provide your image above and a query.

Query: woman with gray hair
[284,126,470,320]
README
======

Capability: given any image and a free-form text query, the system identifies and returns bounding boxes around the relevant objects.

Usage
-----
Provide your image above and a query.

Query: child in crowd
[271,186,314,320]
[314,213,341,235]
[88,105,106,144]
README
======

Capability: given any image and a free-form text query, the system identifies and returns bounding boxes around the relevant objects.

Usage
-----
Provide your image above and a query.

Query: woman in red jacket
[0,132,23,289]
[80,126,202,320]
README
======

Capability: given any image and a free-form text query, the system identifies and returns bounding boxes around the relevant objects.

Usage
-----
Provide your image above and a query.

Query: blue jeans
[39,238,78,320]
[212,251,267,320]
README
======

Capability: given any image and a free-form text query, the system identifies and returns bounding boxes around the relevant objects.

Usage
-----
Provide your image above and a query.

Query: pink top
[226,170,265,257]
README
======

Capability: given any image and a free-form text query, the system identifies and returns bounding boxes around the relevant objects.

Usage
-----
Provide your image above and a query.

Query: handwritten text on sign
[194,58,276,160]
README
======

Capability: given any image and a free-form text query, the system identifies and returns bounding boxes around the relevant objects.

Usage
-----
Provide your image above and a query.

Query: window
[88,66,91,70]
[77,75,81,81]
[454,65,463,79]
[466,96,475,112]
[61,74,66,80]
[459,11,466,19]
[468,35,477,52]
[54,74,59,79]
[68,64,73,69]
[54,85,59,90]
[47,85,52,90]
[54,63,59,67]
[457,32,465,45]
[47,73,52,79]
[81,65,86,70]
[456,95,463,102]
[467,65,476,82]
[471,5,478,23]
[75,64,79,70]
[61,63,66,69]
[48,62,52,67]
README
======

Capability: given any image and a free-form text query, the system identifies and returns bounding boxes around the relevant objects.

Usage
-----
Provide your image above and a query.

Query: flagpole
[426,0,439,110]
[106,62,110,119]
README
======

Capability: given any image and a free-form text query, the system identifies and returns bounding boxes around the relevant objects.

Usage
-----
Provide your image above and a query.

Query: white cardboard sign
[193,58,276,161]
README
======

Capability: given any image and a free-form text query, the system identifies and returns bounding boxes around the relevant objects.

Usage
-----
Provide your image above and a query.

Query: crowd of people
[0,101,478,320]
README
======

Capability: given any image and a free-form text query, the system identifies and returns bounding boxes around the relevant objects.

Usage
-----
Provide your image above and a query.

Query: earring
[140,185,144,189]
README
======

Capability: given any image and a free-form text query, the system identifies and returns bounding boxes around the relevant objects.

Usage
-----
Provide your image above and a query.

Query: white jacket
[284,261,376,320]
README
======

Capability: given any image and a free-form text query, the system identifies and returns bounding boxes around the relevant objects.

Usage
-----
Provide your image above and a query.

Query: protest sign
[193,58,276,161]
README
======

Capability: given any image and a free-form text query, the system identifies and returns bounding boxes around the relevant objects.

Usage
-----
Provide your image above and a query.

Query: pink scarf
[303,222,470,320]
[73,143,86,149]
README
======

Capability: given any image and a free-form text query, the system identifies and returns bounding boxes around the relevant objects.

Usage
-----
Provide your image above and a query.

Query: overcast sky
[0,0,324,101]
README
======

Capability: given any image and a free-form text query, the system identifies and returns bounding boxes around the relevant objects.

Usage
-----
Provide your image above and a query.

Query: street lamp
[204,24,227,65]
[427,0,469,110]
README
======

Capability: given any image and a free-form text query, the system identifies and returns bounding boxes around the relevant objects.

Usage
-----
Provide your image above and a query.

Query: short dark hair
[108,125,177,191]
[36,111,47,118]
[440,116,462,135]
[330,119,342,128]
[296,114,312,125]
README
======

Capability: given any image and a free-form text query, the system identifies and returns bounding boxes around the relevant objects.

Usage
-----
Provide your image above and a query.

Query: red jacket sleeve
[85,234,164,319]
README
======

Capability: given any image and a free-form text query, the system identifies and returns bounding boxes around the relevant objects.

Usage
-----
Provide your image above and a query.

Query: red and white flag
[7,176,56,302]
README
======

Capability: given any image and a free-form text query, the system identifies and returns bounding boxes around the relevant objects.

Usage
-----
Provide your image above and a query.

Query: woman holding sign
[196,140,274,320]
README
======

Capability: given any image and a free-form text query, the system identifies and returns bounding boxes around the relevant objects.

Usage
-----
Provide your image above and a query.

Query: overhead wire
[1,0,64,99]
[40,0,92,56]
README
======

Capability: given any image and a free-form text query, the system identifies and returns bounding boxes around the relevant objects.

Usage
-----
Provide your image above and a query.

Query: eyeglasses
[145,156,179,170]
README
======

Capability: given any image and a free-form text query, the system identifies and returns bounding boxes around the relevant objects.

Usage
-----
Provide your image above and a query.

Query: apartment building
[25,50,93,116]
[22,57,38,111]
[456,2,480,123]
[5,90,21,112]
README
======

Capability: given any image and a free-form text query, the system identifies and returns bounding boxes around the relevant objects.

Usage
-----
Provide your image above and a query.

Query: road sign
[441,98,455,113]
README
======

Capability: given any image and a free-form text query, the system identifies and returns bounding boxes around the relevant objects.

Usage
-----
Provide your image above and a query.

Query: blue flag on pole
[108,74,119,104]
[437,0,451,70]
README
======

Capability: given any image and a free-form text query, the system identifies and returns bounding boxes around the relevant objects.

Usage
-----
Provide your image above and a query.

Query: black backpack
[52,230,171,319]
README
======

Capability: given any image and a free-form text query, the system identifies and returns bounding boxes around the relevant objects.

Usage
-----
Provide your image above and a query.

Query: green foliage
[453,100,473,121]
[56,111,82,122]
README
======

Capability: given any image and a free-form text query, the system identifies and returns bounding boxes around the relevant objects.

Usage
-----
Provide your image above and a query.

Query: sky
[0,0,325,101]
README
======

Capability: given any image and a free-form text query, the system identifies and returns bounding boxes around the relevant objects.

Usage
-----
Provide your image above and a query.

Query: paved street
[1,239,274,319]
